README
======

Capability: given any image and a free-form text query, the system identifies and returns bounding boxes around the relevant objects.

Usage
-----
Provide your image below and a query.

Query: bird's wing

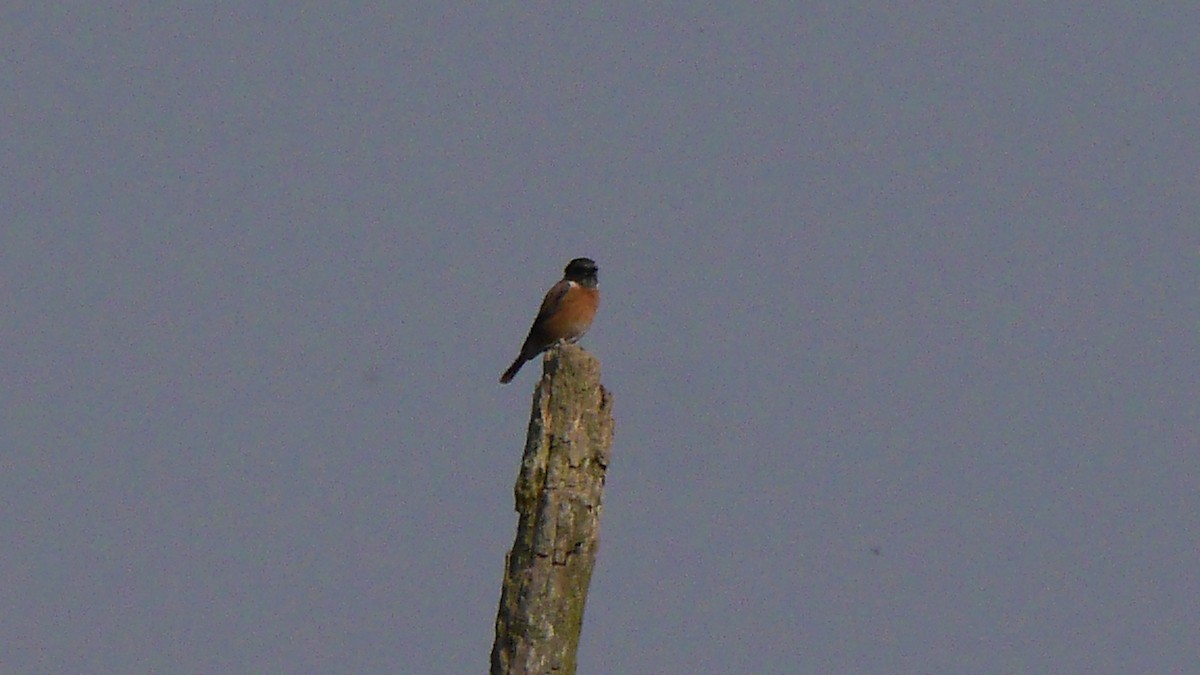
[531,279,571,328]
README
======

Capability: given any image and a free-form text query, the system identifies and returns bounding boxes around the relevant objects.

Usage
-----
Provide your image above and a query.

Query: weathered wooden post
[490,344,614,675]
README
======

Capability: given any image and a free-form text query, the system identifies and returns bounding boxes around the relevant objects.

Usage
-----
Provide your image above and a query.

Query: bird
[500,257,600,384]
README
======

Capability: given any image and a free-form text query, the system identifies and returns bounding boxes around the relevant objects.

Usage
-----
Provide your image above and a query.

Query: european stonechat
[500,257,600,384]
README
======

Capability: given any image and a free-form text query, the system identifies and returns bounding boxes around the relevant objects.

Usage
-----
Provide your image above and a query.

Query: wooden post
[490,344,614,675]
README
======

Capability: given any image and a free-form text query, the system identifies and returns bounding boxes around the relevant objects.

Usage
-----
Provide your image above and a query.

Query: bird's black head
[564,257,598,287]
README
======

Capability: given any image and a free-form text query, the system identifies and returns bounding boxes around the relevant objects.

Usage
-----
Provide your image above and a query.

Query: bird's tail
[499,356,527,384]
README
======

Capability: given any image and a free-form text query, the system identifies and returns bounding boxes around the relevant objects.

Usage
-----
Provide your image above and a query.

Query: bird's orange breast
[542,284,599,341]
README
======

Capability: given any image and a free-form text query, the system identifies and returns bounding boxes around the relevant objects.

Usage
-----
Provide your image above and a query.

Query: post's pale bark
[490,344,614,675]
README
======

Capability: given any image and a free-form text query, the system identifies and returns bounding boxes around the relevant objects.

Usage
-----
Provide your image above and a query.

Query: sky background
[3,4,1198,673]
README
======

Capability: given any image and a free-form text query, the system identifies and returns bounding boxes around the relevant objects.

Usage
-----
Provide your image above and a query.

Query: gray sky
[3,5,1197,673]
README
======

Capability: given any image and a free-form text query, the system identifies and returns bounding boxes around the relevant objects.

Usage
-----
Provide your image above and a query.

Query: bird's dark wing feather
[514,279,571,360]
[531,279,571,330]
